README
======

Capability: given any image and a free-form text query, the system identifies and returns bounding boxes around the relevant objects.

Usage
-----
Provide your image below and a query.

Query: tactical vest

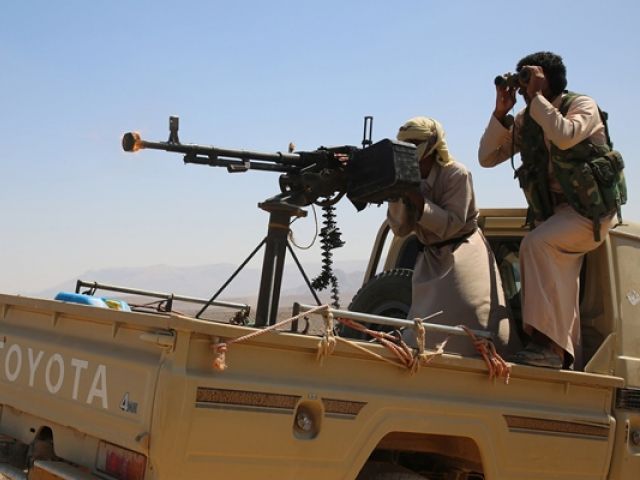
[515,92,627,241]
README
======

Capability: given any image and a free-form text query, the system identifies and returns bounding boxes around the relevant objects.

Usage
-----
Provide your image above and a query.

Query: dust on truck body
[0,118,638,479]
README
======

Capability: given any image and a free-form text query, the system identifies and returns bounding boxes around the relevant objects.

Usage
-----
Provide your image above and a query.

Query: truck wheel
[356,461,428,479]
[340,269,413,339]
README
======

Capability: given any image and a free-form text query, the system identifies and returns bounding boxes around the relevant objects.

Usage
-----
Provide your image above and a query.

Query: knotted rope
[332,316,508,382]
[333,316,445,374]
[408,318,447,375]
[316,311,337,364]
[335,317,415,367]
[460,325,511,383]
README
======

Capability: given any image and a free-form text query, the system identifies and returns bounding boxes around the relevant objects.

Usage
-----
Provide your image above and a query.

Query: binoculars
[494,68,531,88]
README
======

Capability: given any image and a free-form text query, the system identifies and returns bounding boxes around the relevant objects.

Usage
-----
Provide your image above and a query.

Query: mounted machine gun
[122,116,420,327]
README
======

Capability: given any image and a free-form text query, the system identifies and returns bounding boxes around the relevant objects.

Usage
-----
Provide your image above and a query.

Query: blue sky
[1,0,639,294]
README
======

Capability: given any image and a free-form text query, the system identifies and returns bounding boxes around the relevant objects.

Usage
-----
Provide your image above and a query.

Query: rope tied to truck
[329,317,510,382]
[316,311,337,365]
[209,306,511,383]
[459,325,511,384]
[330,316,445,372]
[211,304,331,371]
[339,318,415,366]
[410,319,447,374]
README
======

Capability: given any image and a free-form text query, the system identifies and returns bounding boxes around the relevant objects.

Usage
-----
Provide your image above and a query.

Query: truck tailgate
[0,294,171,459]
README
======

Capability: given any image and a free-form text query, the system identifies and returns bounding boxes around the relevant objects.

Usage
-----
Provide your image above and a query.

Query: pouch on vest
[514,162,553,224]
[590,150,627,216]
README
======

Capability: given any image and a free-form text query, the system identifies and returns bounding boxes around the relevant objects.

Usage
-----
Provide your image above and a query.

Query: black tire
[356,461,428,480]
[340,268,413,339]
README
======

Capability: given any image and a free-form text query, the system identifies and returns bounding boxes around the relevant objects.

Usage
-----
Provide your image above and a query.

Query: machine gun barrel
[122,131,311,172]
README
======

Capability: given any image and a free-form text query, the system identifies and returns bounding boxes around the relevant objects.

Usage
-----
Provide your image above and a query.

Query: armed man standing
[478,51,626,369]
[389,117,521,357]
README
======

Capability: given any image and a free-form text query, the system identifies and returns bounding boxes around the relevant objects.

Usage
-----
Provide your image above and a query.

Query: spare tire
[340,268,413,339]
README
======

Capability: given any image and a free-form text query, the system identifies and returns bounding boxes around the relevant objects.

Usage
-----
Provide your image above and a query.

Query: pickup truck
[0,208,638,480]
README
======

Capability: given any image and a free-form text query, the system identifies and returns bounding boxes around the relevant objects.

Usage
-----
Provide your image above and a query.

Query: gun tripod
[195,198,324,327]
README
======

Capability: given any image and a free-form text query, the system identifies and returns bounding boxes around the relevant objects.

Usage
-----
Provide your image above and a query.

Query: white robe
[478,93,614,361]
[388,161,520,357]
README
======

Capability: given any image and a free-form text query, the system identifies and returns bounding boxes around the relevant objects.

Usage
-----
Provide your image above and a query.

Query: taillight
[96,441,146,480]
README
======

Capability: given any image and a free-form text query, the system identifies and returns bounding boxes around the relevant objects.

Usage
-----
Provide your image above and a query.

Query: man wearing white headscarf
[388,117,521,356]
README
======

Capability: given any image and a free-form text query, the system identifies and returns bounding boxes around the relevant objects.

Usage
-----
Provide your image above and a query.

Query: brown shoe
[511,342,563,369]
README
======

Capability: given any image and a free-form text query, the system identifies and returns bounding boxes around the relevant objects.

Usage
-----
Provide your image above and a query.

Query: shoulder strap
[559,91,582,115]
[599,107,613,149]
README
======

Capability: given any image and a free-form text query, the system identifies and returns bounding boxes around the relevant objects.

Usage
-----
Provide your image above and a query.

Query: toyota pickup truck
[0,208,638,480]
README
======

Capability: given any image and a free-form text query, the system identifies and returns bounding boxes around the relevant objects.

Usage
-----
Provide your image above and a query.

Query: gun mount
[122,116,420,326]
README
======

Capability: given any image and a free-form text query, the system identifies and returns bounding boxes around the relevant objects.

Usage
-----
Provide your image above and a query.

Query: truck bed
[0,293,624,479]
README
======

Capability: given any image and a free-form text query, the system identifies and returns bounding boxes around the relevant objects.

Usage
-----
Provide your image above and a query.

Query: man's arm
[478,114,520,167]
[387,199,418,237]
[478,81,522,168]
[414,166,475,241]
[529,94,604,150]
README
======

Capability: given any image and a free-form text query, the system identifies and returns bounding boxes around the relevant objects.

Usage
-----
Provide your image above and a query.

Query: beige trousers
[520,204,615,360]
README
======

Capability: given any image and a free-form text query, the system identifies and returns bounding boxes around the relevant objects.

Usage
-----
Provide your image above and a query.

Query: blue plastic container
[54,292,131,312]
[55,292,109,308]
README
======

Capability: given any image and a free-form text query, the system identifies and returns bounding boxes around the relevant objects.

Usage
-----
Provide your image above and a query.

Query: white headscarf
[396,116,454,166]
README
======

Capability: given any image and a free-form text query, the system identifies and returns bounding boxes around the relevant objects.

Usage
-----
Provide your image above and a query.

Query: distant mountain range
[34,261,368,311]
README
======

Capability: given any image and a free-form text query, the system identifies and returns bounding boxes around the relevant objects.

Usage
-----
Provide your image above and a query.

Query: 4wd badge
[120,392,138,414]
